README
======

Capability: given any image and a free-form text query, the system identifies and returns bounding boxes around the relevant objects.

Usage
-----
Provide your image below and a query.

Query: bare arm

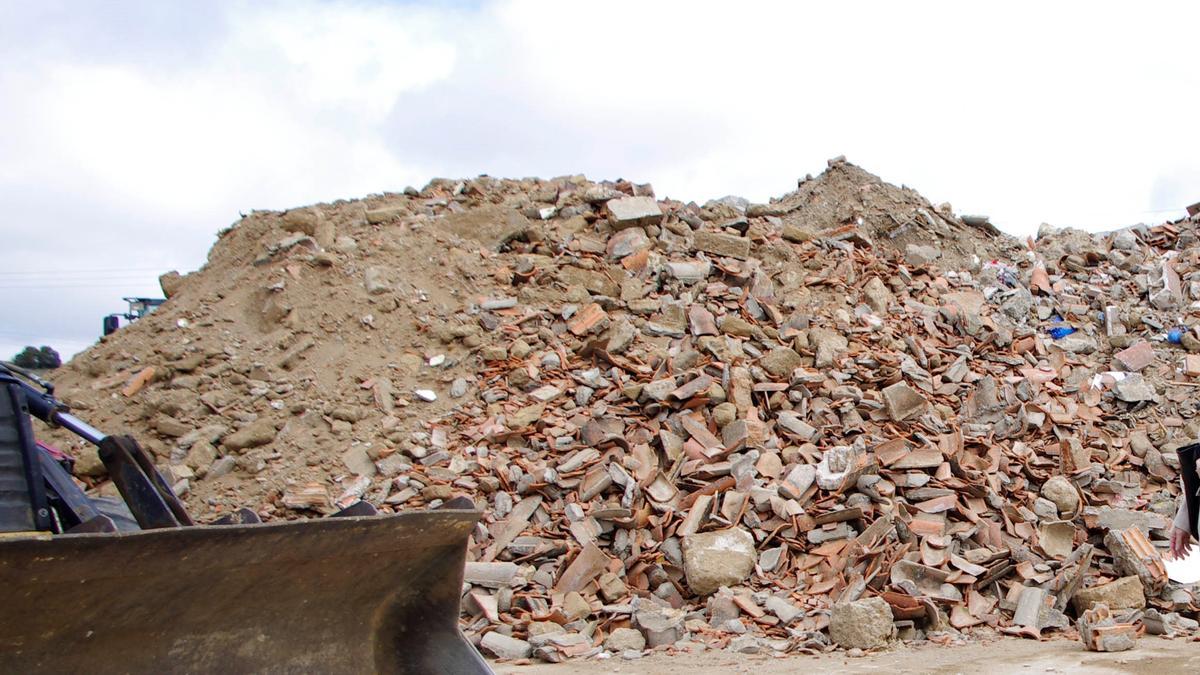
[1172,475,1195,560]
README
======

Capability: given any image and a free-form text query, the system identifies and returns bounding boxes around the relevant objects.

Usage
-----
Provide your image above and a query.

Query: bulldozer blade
[0,509,491,674]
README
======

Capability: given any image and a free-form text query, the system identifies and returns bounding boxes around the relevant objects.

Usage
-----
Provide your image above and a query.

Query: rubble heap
[43,159,1200,660]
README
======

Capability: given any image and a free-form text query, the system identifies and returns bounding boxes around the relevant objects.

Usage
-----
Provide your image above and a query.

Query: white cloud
[240,3,456,117]
[22,2,456,216]
[0,0,462,357]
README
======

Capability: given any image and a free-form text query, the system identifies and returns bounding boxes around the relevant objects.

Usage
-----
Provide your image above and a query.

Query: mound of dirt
[38,157,1200,660]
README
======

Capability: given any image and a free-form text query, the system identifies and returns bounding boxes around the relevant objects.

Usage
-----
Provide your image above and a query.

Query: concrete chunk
[607,227,649,259]
[829,597,895,649]
[222,419,277,451]
[635,604,686,648]
[480,631,532,659]
[693,231,751,259]
[1072,576,1145,613]
[862,277,892,313]
[881,381,928,422]
[464,561,519,588]
[1013,586,1051,628]
[364,266,391,295]
[905,244,941,267]
[776,411,817,441]
[759,347,803,378]
[1041,476,1079,514]
[607,196,662,229]
[809,328,848,368]
[764,595,802,624]
[682,528,757,595]
[605,627,645,652]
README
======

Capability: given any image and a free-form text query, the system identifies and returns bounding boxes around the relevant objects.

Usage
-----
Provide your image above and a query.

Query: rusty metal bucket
[0,509,490,674]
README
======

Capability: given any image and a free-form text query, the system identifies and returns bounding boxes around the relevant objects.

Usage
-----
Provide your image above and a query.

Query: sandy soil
[494,637,1200,675]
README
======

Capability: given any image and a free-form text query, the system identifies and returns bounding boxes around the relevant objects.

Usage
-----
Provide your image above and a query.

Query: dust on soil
[495,636,1200,674]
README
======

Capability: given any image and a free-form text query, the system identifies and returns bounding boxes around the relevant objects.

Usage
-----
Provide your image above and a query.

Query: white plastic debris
[414,389,437,402]
[1165,548,1200,584]
[1089,371,1128,390]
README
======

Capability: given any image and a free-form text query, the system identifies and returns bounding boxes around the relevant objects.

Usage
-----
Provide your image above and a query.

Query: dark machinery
[102,296,165,336]
[0,360,490,674]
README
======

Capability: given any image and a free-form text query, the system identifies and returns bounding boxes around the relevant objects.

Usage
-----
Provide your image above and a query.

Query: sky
[1,0,1198,361]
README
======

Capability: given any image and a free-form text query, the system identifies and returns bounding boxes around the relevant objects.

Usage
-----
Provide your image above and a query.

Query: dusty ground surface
[494,636,1200,674]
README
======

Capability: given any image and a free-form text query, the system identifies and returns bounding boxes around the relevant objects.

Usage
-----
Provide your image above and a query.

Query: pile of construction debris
[43,159,1200,661]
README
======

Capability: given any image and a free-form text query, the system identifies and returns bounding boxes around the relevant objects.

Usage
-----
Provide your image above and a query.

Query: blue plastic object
[1047,326,1076,340]
[1169,328,1184,344]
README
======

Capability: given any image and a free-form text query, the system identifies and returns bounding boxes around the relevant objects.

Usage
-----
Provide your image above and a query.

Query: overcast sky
[2,0,1198,361]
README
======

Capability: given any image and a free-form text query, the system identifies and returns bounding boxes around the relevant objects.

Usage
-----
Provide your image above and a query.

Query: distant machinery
[102,297,165,336]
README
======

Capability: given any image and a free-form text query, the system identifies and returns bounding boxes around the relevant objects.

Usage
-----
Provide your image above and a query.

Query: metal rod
[49,411,107,446]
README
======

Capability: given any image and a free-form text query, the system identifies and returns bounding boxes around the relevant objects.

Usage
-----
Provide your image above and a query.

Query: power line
[0,284,160,290]
[0,278,164,284]
[0,272,161,278]
[0,264,170,271]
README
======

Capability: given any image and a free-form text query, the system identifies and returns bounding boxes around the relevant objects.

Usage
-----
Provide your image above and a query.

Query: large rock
[1095,507,1170,534]
[1054,332,1099,354]
[781,224,816,243]
[707,587,740,624]
[363,266,391,295]
[1148,260,1182,310]
[682,527,757,595]
[881,382,928,421]
[829,596,895,649]
[1111,229,1138,251]
[73,446,106,477]
[905,244,941,267]
[607,227,649,259]
[607,196,662,230]
[364,206,404,225]
[809,328,848,368]
[222,418,277,451]
[158,270,184,298]
[558,265,620,297]
[313,219,336,248]
[765,595,802,624]
[1115,373,1157,403]
[184,439,218,476]
[693,231,751,260]
[605,627,646,652]
[1071,576,1145,613]
[634,604,686,648]
[1041,476,1079,514]
[480,631,532,659]
[942,290,986,316]
[776,411,817,441]
[283,206,322,233]
[862,277,892,313]
[759,347,803,378]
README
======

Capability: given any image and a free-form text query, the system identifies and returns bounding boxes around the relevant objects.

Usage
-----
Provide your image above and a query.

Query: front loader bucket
[0,509,491,674]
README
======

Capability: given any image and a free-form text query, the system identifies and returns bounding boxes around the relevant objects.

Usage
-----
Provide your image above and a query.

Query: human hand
[1170,526,1194,561]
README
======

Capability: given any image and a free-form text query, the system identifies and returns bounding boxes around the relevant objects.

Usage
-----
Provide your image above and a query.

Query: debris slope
[44,158,1200,659]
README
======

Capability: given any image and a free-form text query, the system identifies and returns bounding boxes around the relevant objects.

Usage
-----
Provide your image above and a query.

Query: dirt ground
[493,637,1200,674]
